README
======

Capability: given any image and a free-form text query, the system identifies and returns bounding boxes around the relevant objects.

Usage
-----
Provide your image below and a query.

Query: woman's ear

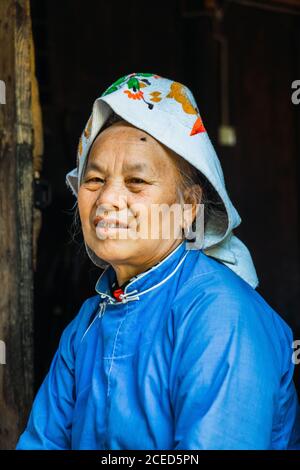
[181,184,202,231]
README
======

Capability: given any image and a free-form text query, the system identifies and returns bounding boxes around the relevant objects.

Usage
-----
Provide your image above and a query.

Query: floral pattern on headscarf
[101,72,206,136]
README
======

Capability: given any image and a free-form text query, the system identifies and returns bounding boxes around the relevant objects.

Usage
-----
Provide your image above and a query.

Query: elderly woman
[16,72,300,450]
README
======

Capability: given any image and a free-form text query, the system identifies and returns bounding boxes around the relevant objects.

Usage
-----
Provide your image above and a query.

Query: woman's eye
[128,178,145,184]
[86,177,104,183]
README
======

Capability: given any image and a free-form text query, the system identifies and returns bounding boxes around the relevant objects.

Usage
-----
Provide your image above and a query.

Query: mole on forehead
[101,125,153,144]
[110,135,152,144]
[111,136,152,144]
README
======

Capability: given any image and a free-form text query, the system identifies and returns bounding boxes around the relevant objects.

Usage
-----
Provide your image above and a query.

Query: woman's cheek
[78,190,96,226]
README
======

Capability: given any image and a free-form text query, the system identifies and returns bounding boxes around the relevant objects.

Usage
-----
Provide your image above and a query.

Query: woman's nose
[95,180,128,210]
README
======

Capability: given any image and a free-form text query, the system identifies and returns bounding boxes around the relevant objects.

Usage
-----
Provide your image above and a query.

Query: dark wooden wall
[30,0,300,395]
[0,0,34,450]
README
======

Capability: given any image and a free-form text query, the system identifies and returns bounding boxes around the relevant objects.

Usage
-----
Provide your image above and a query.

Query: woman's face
[77,120,191,269]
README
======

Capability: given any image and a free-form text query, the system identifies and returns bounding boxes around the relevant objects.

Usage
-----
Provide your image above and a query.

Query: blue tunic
[16,240,300,449]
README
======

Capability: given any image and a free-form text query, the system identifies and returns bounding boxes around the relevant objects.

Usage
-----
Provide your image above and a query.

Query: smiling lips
[93,216,129,229]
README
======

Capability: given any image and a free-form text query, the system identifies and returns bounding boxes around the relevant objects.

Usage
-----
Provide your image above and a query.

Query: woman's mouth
[97,221,128,229]
[94,217,130,238]
[94,216,128,229]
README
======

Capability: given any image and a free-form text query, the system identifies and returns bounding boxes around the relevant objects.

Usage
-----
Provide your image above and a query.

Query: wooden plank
[0,0,34,449]
[30,24,43,272]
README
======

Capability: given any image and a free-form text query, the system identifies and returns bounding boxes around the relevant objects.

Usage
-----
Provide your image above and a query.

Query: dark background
[30,0,300,395]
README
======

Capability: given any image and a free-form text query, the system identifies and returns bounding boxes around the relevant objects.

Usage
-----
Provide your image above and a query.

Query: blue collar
[95,240,189,303]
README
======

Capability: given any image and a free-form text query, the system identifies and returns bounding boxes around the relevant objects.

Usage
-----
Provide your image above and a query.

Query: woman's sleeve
[170,287,298,450]
[16,314,78,449]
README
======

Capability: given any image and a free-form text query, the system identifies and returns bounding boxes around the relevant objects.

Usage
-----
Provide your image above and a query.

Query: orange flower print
[123,89,144,100]
[78,135,83,157]
[150,91,162,103]
[76,134,83,168]
[166,82,197,115]
[84,115,93,139]
[167,82,206,135]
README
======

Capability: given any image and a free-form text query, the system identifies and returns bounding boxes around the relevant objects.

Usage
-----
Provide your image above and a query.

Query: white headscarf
[66,72,259,289]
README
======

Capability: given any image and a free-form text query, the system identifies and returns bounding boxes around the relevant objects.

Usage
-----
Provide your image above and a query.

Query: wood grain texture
[0,0,34,449]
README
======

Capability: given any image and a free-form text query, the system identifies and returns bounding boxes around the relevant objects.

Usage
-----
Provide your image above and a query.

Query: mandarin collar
[95,240,188,302]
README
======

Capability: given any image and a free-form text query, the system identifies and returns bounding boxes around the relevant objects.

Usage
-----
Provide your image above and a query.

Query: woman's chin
[90,237,138,262]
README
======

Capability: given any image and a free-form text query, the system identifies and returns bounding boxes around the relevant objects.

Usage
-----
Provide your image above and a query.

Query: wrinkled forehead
[83,121,180,176]
[91,120,162,150]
